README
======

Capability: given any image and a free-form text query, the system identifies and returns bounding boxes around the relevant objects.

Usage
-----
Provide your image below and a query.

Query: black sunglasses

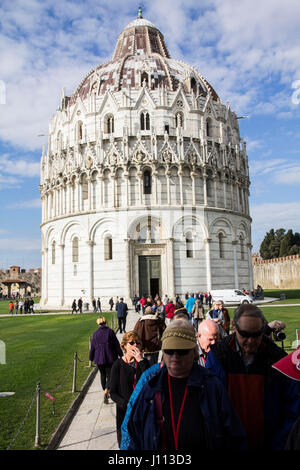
[235,324,264,339]
[163,349,191,356]
[128,341,141,346]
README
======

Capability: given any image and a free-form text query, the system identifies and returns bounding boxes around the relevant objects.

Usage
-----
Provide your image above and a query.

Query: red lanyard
[167,373,188,450]
[132,361,138,390]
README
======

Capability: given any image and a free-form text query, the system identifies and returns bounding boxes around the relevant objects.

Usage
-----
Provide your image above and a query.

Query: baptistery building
[40,9,253,309]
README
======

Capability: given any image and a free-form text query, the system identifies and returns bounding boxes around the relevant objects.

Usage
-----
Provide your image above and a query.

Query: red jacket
[165,302,175,318]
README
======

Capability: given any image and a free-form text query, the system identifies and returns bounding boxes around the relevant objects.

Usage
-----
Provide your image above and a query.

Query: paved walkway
[57,307,141,451]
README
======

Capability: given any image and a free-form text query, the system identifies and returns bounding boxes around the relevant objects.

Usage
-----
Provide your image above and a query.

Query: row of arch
[55,114,235,151]
[42,165,249,222]
[44,214,250,253]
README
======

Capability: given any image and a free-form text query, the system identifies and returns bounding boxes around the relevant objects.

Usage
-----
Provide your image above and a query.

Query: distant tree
[259,228,300,259]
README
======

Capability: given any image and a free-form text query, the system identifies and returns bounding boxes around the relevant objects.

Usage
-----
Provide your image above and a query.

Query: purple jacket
[89,325,123,366]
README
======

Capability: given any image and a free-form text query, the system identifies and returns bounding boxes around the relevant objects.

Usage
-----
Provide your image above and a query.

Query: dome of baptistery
[40,9,253,309]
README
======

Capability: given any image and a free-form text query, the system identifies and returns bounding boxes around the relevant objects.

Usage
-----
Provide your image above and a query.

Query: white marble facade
[40,13,253,309]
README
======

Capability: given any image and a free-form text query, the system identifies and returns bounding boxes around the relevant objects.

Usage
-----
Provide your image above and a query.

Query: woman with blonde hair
[109,331,150,447]
[89,316,122,404]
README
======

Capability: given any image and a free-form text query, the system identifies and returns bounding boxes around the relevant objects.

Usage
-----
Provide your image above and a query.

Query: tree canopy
[259,228,300,259]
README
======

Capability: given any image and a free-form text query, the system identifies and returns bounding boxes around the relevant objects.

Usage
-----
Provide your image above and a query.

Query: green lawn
[263,288,300,304]
[0,312,116,450]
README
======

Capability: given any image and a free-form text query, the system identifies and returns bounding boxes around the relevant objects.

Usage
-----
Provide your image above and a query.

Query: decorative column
[203,171,208,207]
[191,171,196,206]
[68,181,72,214]
[86,240,95,301]
[59,244,65,306]
[98,173,104,208]
[124,238,131,300]
[44,247,48,304]
[166,170,171,205]
[222,177,227,209]
[87,176,92,211]
[153,171,158,205]
[167,238,175,299]
[137,170,143,205]
[124,172,129,207]
[77,177,81,212]
[232,240,239,288]
[247,242,254,290]
[213,172,218,207]
[204,238,212,291]
[178,169,184,206]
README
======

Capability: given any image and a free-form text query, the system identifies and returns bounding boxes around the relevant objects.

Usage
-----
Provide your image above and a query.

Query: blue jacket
[205,335,300,450]
[116,301,128,318]
[185,297,196,315]
[123,362,248,450]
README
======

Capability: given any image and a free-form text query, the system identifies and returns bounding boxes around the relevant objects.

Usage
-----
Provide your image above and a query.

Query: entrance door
[139,256,161,298]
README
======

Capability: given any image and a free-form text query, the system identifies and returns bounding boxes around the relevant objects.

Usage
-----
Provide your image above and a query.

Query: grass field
[0,312,116,450]
[263,288,300,304]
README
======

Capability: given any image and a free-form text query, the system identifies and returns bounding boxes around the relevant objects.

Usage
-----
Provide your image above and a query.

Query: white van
[210,289,253,305]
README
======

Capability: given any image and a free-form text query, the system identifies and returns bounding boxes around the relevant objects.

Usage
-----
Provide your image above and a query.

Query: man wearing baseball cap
[124,319,248,450]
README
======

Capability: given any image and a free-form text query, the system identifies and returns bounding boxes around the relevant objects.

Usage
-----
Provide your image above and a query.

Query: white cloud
[7,199,41,209]
[0,238,41,251]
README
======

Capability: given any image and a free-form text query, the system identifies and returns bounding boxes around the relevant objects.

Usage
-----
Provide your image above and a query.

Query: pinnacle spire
[138,6,143,18]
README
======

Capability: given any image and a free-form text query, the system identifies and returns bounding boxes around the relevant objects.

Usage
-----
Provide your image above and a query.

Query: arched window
[191,77,197,95]
[51,241,56,264]
[104,236,113,260]
[140,112,150,131]
[206,118,213,138]
[141,72,149,87]
[82,174,88,202]
[105,114,114,134]
[218,233,225,259]
[175,112,184,129]
[143,170,152,194]
[77,121,83,141]
[186,232,194,258]
[72,237,79,263]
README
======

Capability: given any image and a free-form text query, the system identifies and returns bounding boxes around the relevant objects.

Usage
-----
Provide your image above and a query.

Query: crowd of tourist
[8,297,35,314]
[88,292,300,451]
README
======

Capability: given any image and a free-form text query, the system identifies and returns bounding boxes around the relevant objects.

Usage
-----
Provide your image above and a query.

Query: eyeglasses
[163,349,191,356]
[235,324,264,339]
[128,340,141,346]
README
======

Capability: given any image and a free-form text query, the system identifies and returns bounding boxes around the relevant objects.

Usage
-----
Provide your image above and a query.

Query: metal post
[72,352,77,393]
[35,382,41,448]
[89,337,92,367]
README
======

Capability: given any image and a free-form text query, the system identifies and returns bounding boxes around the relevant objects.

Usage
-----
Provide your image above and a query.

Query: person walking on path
[89,316,123,404]
[109,297,114,311]
[133,305,166,366]
[192,299,205,331]
[97,297,102,313]
[71,299,77,314]
[9,301,14,315]
[77,297,83,314]
[19,299,23,315]
[185,294,196,321]
[116,298,128,334]
[110,331,150,448]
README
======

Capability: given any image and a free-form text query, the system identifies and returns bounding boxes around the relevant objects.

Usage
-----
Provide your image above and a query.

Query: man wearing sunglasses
[124,319,247,450]
[205,303,300,450]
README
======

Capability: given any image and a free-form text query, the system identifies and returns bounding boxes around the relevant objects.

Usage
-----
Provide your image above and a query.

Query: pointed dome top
[112,9,170,60]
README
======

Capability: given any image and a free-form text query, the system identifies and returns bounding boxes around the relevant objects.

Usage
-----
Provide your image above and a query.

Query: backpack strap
[155,391,167,451]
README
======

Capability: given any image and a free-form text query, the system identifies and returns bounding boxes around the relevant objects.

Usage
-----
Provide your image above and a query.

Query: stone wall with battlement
[252,254,300,289]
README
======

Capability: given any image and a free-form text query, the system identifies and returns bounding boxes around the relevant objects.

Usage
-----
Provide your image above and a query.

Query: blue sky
[0,0,300,269]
